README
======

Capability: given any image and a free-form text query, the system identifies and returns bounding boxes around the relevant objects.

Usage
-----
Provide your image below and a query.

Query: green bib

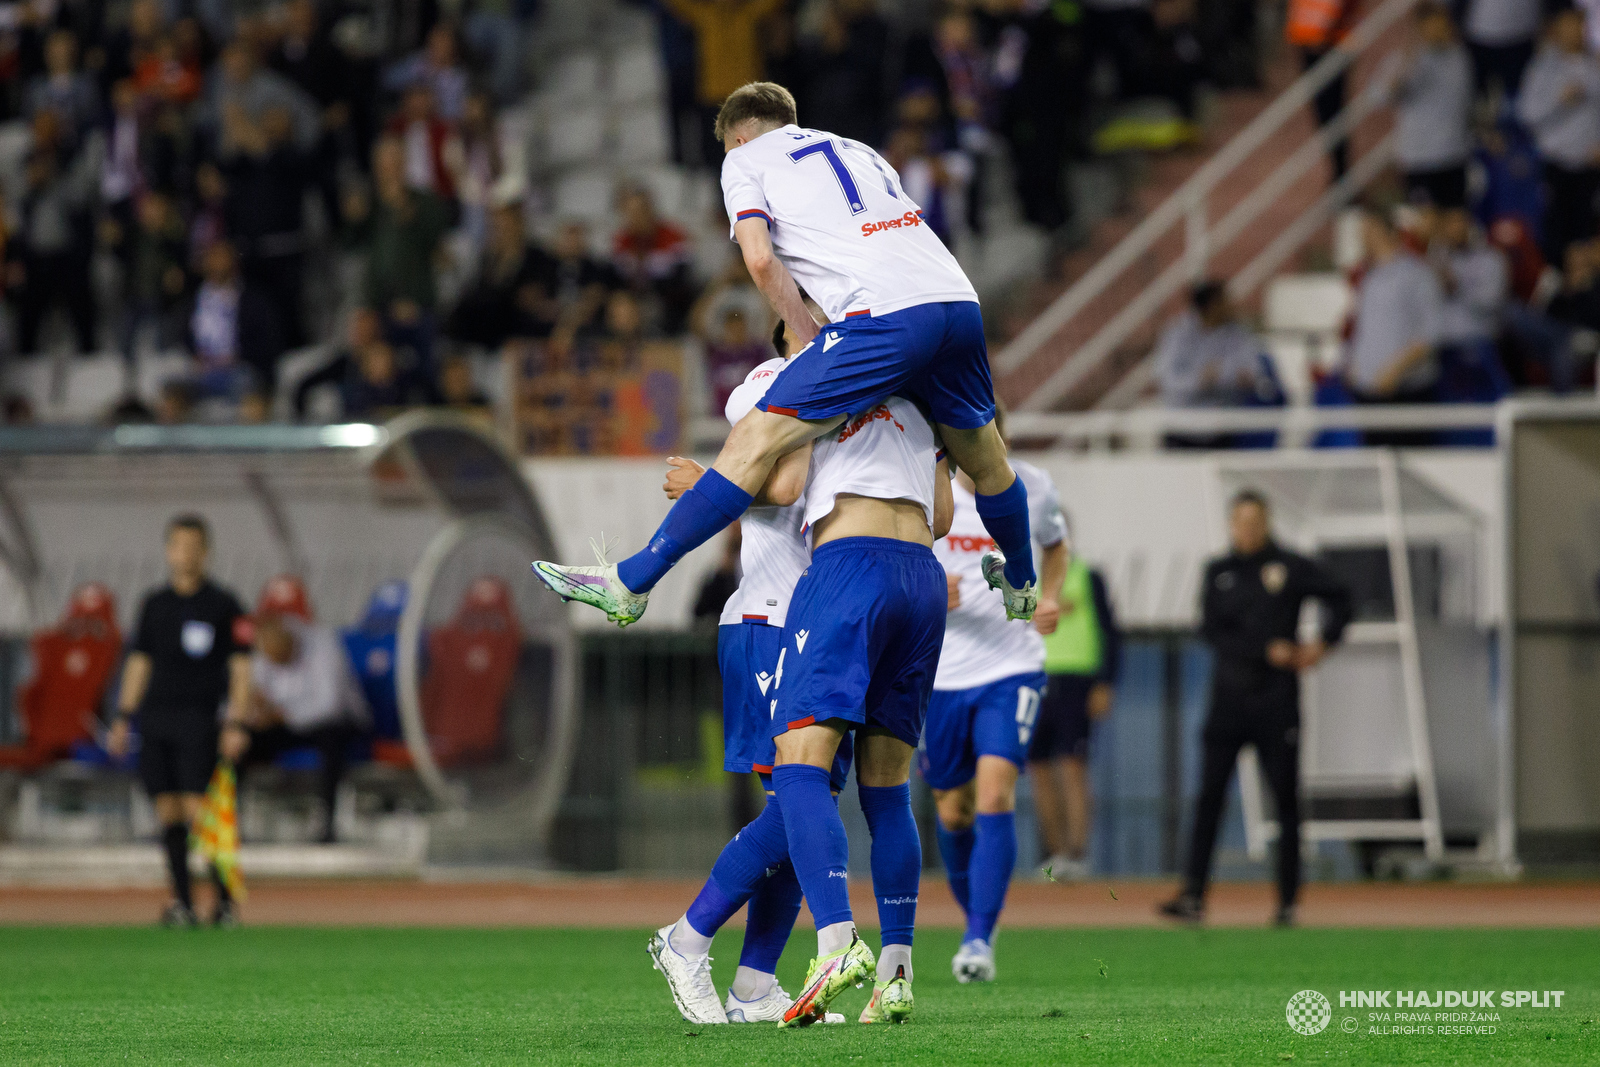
[1043,558,1102,675]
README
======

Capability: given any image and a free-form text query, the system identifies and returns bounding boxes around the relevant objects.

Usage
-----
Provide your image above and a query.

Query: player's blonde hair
[714,82,798,143]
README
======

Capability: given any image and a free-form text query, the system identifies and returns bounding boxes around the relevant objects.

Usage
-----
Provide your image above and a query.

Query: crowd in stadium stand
[1157,2,1600,445]
[0,0,1278,446]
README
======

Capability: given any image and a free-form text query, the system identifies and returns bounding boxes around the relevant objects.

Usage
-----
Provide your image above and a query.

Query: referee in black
[107,515,252,927]
[1160,489,1352,927]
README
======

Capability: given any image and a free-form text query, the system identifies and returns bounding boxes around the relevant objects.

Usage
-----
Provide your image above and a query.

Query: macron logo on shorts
[823,332,843,352]
[756,671,774,695]
[795,630,810,654]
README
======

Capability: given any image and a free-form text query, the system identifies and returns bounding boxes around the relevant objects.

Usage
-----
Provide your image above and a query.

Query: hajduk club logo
[1287,990,1333,1035]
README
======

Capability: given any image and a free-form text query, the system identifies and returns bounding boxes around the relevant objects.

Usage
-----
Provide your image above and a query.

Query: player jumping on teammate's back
[926,440,1069,984]
[531,81,1036,628]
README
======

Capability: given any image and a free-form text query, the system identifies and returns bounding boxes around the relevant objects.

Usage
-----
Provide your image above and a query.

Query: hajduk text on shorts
[1340,990,1564,1008]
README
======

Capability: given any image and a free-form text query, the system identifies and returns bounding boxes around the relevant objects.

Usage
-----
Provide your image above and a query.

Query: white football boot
[952,938,997,984]
[725,984,844,1024]
[647,924,727,1024]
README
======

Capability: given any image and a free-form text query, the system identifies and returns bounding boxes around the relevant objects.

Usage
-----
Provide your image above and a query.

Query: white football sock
[817,921,855,958]
[669,915,712,956]
[878,943,913,983]
[730,966,775,1002]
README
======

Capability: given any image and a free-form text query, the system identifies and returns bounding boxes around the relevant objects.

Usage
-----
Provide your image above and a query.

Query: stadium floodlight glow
[318,423,384,448]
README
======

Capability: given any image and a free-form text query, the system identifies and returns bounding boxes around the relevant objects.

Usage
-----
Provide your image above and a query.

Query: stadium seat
[611,108,670,166]
[543,104,610,170]
[608,44,665,104]
[552,168,615,224]
[342,581,410,765]
[419,577,522,768]
[0,584,122,771]
[546,53,602,100]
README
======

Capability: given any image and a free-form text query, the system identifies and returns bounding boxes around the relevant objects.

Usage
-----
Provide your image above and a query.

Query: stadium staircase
[995,0,1422,414]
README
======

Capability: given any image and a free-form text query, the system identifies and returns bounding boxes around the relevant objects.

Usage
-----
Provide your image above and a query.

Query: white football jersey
[804,394,941,536]
[721,125,979,323]
[719,357,811,628]
[933,459,1068,691]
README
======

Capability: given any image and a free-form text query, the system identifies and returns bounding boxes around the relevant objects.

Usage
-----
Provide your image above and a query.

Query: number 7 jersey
[721,124,978,324]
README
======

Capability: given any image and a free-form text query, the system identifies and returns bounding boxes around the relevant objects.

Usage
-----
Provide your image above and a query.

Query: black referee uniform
[131,578,246,915]
[1175,540,1352,920]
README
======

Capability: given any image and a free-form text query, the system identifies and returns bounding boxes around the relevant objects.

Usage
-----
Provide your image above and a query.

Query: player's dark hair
[772,320,788,357]
[166,513,210,547]
[715,82,798,143]
[1230,488,1270,513]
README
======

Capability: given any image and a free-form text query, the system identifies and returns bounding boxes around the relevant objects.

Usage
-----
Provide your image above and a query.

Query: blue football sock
[935,822,976,917]
[739,861,802,975]
[966,811,1017,944]
[772,764,853,930]
[858,783,920,948]
[974,476,1037,589]
[685,796,792,937]
[616,468,753,594]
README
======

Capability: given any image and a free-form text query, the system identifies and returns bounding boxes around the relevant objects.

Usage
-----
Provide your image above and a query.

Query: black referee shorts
[1028,673,1094,762]
[138,714,220,796]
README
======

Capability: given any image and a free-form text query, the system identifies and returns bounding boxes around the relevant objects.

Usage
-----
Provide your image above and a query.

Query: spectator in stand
[934,7,998,156]
[189,162,231,268]
[101,0,166,93]
[884,119,972,247]
[218,103,312,348]
[989,0,1089,236]
[1346,208,1444,445]
[1081,0,1159,111]
[1149,0,1206,125]
[341,335,437,419]
[1519,10,1600,264]
[383,22,469,123]
[188,239,286,396]
[448,203,549,349]
[205,40,319,160]
[119,190,190,367]
[611,184,696,333]
[664,0,785,167]
[385,83,462,202]
[701,306,769,413]
[25,30,99,149]
[1544,237,1600,386]
[455,91,520,257]
[99,79,147,258]
[11,109,99,357]
[464,0,530,105]
[691,525,742,627]
[1431,206,1512,402]
[1154,281,1276,408]
[1287,0,1358,179]
[239,611,370,844]
[349,136,452,377]
[800,0,892,149]
[269,0,354,230]
[135,28,205,107]
[1462,0,1540,98]
[293,307,381,418]
[538,220,616,341]
[438,351,493,425]
[1393,2,1474,210]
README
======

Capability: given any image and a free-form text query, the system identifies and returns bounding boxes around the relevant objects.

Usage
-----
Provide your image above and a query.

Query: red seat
[0,584,122,771]
[419,578,521,768]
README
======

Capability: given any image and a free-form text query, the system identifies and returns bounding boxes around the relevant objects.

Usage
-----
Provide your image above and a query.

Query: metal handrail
[994,0,1422,408]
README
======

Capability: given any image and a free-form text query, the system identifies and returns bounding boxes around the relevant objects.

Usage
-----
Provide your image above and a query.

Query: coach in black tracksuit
[106,514,251,927]
[1161,489,1352,927]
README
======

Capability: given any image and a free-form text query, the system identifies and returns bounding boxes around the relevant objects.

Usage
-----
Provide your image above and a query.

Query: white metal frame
[1224,452,1445,862]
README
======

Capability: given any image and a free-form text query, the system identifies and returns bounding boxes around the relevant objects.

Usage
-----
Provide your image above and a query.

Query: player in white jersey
[646,333,850,1026]
[923,447,1069,984]
[649,318,951,1027]
[531,81,1039,635]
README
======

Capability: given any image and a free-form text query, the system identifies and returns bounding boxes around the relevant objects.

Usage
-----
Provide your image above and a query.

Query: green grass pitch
[1,926,1594,1065]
